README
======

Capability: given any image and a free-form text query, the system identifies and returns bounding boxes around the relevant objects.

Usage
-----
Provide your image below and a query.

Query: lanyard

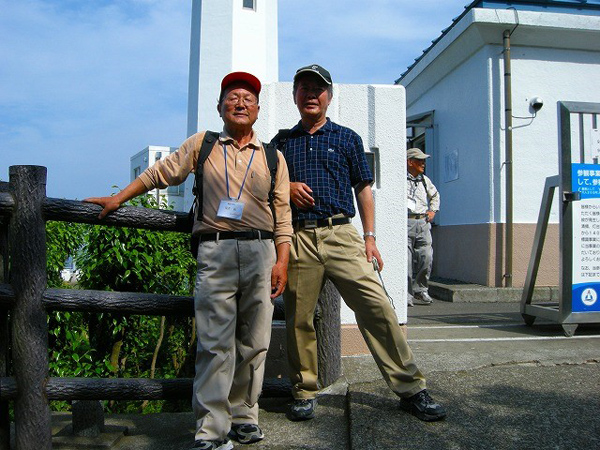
[407,174,426,198]
[224,144,256,201]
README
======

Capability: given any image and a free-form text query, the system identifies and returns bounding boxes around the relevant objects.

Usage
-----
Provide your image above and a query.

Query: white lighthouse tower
[186,0,279,136]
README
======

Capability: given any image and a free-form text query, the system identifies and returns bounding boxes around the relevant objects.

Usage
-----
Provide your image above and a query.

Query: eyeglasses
[223,94,258,107]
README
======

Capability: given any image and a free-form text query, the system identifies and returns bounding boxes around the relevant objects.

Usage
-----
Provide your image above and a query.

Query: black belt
[408,213,427,219]
[198,229,274,242]
[293,217,351,230]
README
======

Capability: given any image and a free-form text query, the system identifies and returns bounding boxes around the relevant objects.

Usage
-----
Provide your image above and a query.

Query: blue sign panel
[572,283,600,312]
[572,163,600,198]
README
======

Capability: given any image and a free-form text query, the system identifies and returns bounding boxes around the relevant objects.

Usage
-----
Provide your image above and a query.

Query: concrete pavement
[38,300,600,449]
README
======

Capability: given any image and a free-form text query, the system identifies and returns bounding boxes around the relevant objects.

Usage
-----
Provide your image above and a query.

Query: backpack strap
[191,131,220,221]
[264,142,279,225]
[270,128,292,151]
[265,129,291,227]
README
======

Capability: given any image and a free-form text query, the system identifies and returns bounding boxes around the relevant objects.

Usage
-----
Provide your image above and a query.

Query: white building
[130,145,183,210]
[397,0,600,288]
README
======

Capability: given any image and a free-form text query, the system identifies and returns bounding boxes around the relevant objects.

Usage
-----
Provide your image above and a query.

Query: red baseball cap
[220,71,262,98]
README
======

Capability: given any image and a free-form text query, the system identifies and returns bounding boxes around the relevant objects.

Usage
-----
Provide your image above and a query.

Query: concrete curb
[429,279,559,303]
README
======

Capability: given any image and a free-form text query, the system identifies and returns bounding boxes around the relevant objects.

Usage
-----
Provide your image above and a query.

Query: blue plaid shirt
[279,118,373,221]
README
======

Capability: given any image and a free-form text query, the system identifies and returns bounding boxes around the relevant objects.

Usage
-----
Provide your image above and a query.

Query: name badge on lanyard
[216,144,255,222]
[407,198,417,212]
[217,199,245,221]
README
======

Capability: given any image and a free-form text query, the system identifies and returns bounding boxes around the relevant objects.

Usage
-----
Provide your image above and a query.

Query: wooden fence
[0,165,341,450]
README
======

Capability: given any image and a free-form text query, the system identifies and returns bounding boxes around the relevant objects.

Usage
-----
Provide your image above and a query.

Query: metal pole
[503,30,514,287]
[9,166,52,449]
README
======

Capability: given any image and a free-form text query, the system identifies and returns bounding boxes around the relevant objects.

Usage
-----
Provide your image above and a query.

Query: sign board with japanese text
[521,102,600,337]
[571,164,600,312]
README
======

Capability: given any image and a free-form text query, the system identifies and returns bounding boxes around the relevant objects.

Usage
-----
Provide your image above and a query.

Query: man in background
[406,148,440,306]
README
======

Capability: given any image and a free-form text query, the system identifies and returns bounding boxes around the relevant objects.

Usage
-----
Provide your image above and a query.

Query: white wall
[510,47,600,223]
[130,145,184,211]
[405,46,497,227]
[256,82,409,324]
[232,0,278,84]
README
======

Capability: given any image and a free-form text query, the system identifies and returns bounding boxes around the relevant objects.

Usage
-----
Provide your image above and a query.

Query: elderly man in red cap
[85,72,292,450]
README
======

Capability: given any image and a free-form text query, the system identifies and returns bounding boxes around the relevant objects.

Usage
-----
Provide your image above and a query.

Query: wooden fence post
[0,181,10,450]
[9,166,52,449]
[315,279,342,388]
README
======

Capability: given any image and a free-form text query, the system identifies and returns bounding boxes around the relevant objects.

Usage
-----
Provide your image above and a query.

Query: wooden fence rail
[0,166,341,450]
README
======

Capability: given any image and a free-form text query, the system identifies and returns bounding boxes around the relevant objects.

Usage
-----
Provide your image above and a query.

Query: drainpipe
[503,29,513,288]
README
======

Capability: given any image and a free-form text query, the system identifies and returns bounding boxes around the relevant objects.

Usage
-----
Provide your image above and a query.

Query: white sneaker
[414,292,433,304]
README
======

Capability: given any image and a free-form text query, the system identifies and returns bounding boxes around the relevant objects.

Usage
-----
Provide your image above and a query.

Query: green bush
[46,195,197,413]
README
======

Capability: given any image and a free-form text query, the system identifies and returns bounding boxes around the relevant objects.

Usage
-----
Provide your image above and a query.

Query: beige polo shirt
[139,130,292,246]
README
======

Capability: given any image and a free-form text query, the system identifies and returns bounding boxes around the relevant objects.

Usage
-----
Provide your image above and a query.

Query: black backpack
[189,131,279,257]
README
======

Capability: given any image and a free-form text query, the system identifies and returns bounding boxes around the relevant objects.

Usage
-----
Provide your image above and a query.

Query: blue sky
[0,0,468,199]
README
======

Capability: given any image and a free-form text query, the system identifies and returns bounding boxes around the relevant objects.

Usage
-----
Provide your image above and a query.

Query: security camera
[529,97,544,112]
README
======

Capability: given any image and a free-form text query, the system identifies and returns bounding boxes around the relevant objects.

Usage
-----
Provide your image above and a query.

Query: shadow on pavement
[349,364,600,450]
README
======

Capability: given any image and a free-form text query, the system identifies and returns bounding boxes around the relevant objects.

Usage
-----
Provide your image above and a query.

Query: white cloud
[0,0,470,197]
[0,0,190,197]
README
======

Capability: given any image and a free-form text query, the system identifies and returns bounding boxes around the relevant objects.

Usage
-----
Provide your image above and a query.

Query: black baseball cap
[294,64,332,85]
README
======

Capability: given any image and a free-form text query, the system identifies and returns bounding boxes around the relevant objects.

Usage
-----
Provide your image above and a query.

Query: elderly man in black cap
[407,147,440,306]
[86,71,292,450]
[271,64,446,424]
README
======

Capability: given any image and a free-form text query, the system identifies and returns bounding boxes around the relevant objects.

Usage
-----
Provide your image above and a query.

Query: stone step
[428,278,559,303]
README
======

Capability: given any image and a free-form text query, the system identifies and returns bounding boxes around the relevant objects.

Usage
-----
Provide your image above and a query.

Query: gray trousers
[407,218,433,296]
[192,239,276,441]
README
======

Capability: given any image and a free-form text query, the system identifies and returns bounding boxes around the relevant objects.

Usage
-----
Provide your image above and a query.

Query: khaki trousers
[192,239,276,441]
[284,223,426,400]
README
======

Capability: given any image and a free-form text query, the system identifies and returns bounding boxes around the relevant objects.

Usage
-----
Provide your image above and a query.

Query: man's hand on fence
[83,197,122,219]
[84,179,148,219]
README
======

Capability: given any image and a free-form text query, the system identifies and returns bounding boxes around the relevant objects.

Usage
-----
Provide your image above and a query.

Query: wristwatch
[363,231,376,241]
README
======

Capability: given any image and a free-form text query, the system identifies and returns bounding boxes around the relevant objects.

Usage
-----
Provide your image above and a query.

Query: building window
[243,0,256,10]
[133,166,141,179]
[167,185,184,196]
[366,148,380,189]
